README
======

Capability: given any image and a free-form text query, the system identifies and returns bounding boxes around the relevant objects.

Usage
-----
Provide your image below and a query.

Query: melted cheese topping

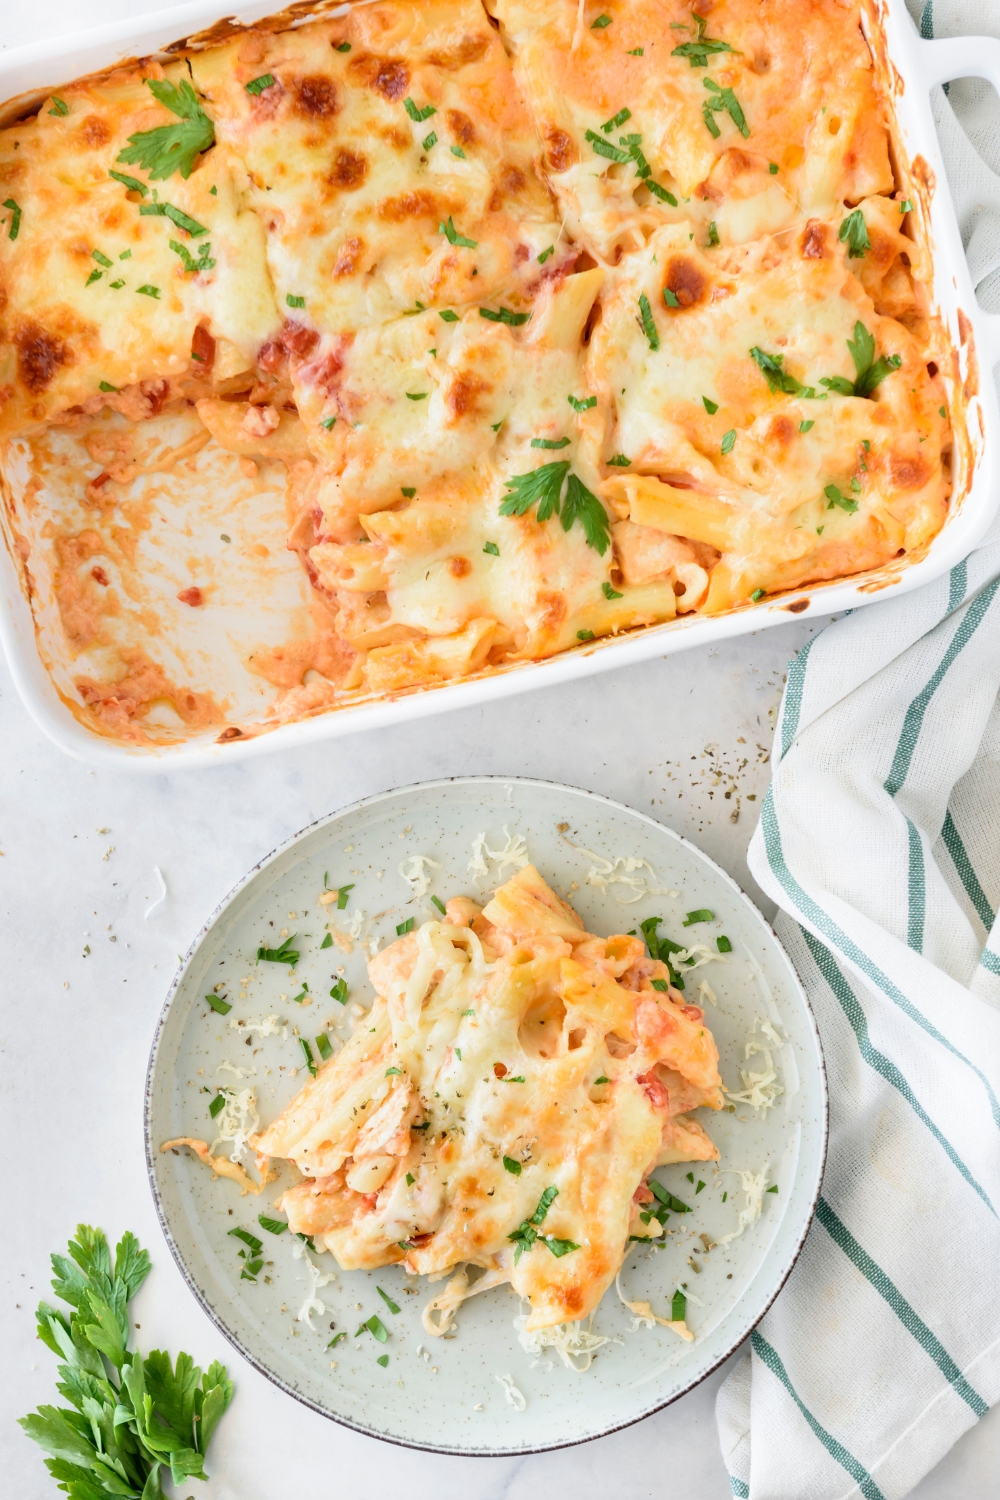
[252,865,723,1332]
[0,0,951,734]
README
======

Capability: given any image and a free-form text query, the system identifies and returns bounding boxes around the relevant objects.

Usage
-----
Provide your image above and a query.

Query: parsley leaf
[592,13,612,27]
[638,291,659,350]
[603,580,623,599]
[671,15,737,68]
[750,346,814,398]
[584,128,631,164]
[256,933,299,965]
[532,436,570,449]
[258,1214,287,1234]
[3,198,22,240]
[404,97,436,122]
[702,76,749,138]
[245,74,275,96]
[839,207,870,259]
[377,1286,401,1314]
[562,472,611,554]
[671,1288,687,1321]
[607,453,631,466]
[439,215,477,248]
[721,428,736,454]
[479,305,530,326]
[117,78,215,182]
[139,199,208,237]
[503,1156,522,1175]
[330,977,349,1004]
[569,394,597,412]
[544,1237,581,1257]
[500,461,570,523]
[820,321,901,399]
[824,484,859,513]
[396,917,415,935]
[205,991,231,1015]
[601,106,632,133]
[170,238,215,273]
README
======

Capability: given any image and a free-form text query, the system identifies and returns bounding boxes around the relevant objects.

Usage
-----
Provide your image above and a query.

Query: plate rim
[144,774,829,1456]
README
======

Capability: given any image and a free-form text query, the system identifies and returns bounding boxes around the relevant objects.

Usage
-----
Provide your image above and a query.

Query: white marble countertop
[3,5,999,1494]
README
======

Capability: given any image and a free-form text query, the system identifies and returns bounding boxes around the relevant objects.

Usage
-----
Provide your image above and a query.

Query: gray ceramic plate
[145,777,827,1455]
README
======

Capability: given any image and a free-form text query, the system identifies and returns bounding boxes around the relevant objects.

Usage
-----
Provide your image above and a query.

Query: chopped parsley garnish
[98,379,117,391]
[683,908,714,926]
[671,1289,687,1321]
[663,287,680,308]
[649,1180,692,1213]
[538,245,555,263]
[577,629,595,641]
[109,279,125,289]
[569,394,597,412]
[432,894,448,913]
[406,1173,415,1185]
[404,97,437,122]
[545,1237,582,1257]
[451,145,466,158]
[750,586,766,601]
[607,453,631,466]
[602,107,632,133]
[330,977,349,1004]
[256,933,299,965]
[299,1038,316,1076]
[717,935,732,952]
[702,396,719,414]
[503,1156,522,1175]
[87,270,105,287]
[939,405,947,418]
[328,1331,347,1347]
[422,130,437,150]
[603,581,623,599]
[49,96,69,116]
[385,1066,402,1077]
[108,169,148,195]
[646,179,678,204]
[531,435,570,449]
[439,215,476,248]
[839,208,870,258]
[671,15,738,68]
[336,41,352,53]
[170,238,215,273]
[117,78,215,181]
[139,199,208,236]
[500,462,610,553]
[769,162,779,174]
[640,916,685,990]
[337,884,354,909]
[651,978,669,992]
[750,346,815,398]
[438,308,459,322]
[358,1314,388,1343]
[319,415,336,430]
[245,75,275,96]
[3,198,21,240]
[479,305,530,325]
[696,1180,706,1193]
[584,128,631,164]
[406,391,427,400]
[767,1184,779,1194]
[209,1092,226,1118]
[483,541,500,556]
[377,1354,389,1367]
[316,1033,333,1062]
[820,321,900,399]
[377,1286,401,1314]
[136,284,160,298]
[591,13,612,28]
[205,991,232,1015]
[508,1186,567,1263]
[501,1075,526,1083]
[120,249,132,259]
[825,484,858,513]
[800,419,814,433]
[401,486,417,497]
[258,1214,287,1234]
[708,220,720,246]
[396,917,415,935]
[702,77,749,138]
[286,293,305,308]
[899,198,913,213]
[638,291,659,350]
[627,47,644,56]
[721,428,736,454]
[229,1225,263,1254]
[321,932,333,948]
[91,249,113,268]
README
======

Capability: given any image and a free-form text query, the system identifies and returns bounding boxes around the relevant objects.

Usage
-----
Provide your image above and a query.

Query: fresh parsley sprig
[640,915,685,990]
[19,1225,232,1497]
[117,78,215,182]
[671,15,739,67]
[820,321,901,399]
[499,462,610,554]
[702,77,749,139]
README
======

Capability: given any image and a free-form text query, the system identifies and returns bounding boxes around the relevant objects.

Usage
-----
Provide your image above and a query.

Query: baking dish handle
[915,35,1000,368]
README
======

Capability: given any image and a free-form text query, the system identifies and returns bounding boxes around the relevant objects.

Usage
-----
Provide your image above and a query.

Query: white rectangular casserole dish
[1,0,998,772]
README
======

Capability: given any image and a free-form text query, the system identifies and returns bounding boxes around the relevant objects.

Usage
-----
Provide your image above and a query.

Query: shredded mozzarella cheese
[496,1373,526,1410]
[698,980,717,1006]
[563,840,678,904]
[725,1018,785,1115]
[468,827,530,880]
[672,943,728,971]
[717,1164,771,1245]
[216,1060,256,1080]
[614,1272,694,1342]
[209,1086,259,1163]
[291,1236,336,1328]
[399,854,442,899]
[228,1014,287,1039]
[513,1314,614,1372]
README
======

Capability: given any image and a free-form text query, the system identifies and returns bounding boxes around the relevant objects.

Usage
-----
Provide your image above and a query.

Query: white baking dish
[2,0,999,772]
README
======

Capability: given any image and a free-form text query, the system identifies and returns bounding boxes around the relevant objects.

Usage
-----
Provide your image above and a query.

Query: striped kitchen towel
[715,7,1000,1494]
